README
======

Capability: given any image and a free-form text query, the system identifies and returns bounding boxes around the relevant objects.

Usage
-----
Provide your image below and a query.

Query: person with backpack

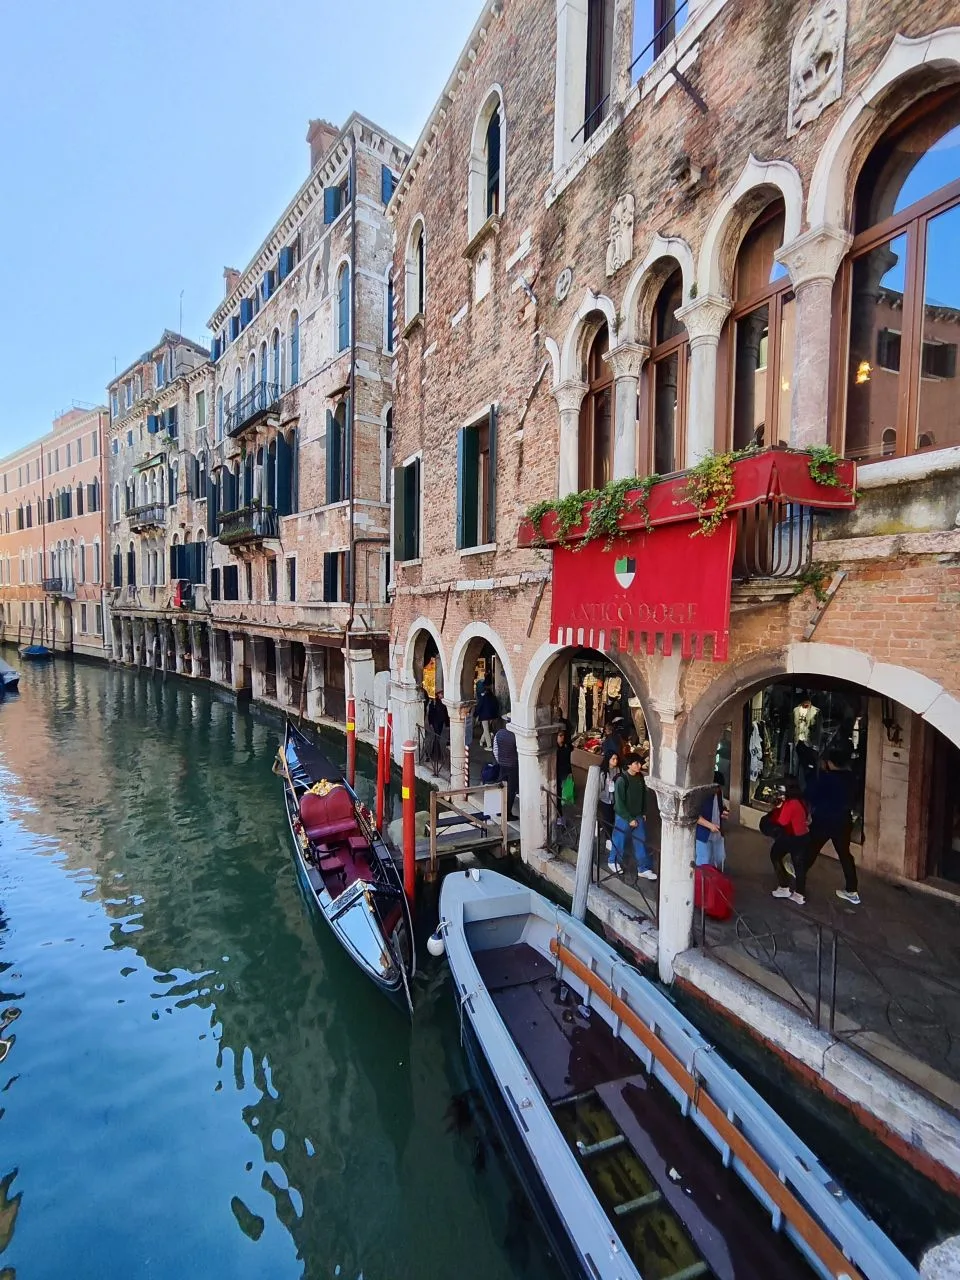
[599,750,621,842]
[608,755,656,880]
[476,682,499,750]
[805,748,860,905]
[767,777,810,905]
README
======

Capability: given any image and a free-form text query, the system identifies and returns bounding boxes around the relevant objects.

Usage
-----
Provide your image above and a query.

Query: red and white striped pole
[402,739,416,910]
[346,696,357,788]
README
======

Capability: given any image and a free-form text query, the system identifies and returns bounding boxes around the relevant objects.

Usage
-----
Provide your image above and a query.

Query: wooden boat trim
[551,937,864,1280]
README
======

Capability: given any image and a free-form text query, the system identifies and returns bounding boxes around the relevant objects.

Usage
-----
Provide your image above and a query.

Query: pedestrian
[805,748,860,904]
[609,754,656,881]
[768,777,810,905]
[476,681,499,750]
[556,728,573,814]
[696,772,728,868]
[493,717,520,818]
[599,750,621,844]
[600,719,625,763]
[426,693,449,759]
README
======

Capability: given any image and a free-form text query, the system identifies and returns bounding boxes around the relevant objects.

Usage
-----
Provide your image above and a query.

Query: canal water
[0,658,557,1280]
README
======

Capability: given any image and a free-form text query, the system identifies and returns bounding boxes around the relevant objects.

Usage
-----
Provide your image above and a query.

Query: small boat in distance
[276,720,416,1013]
[0,659,19,692]
[438,869,915,1280]
[19,645,54,661]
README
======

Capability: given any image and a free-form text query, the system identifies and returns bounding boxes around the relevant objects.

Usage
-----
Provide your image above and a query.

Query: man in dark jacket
[493,717,519,817]
[425,694,449,761]
[476,682,499,750]
[609,755,656,879]
[805,748,860,904]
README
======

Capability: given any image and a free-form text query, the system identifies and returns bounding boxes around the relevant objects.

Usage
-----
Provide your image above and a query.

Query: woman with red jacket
[768,777,810,905]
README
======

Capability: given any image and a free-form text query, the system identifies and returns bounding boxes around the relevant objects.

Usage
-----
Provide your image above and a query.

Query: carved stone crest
[787,0,847,137]
[605,193,635,277]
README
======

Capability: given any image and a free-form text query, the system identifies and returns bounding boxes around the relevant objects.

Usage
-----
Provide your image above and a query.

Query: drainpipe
[344,128,359,696]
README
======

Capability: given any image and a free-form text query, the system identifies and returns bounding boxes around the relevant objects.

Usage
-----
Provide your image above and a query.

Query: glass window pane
[916,204,960,453]
[732,304,769,450]
[654,269,685,344]
[592,387,612,489]
[653,352,679,473]
[776,294,796,446]
[844,233,908,461]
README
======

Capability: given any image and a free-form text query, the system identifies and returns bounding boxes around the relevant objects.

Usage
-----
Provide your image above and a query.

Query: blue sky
[0,0,479,454]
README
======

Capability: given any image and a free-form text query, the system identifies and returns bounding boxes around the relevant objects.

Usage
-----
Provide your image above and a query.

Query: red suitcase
[695,865,735,921]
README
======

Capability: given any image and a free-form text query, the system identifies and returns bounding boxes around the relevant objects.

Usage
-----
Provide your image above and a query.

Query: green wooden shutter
[276,433,292,516]
[393,464,406,561]
[410,458,421,558]
[343,397,352,500]
[487,404,498,542]
[322,552,335,601]
[457,427,479,549]
[325,410,338,503]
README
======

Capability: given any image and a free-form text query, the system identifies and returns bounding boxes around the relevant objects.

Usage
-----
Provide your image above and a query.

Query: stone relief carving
[787,0,847,137]
[605,193,636,277]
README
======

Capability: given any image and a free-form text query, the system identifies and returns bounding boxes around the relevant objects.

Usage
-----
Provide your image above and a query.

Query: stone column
[144,619,158,669]
[305,643,325,720]
[390,679,424,766]
[675,293,732,464]
[250,636,267,700]
[189,623,204,679]
[513,720,553,857]
[172,621,188,674]
[209,629,226,685]
[611,0,635,102]
[447,700,471,789]
[162,622,176,674]
[276,639,294,708]
[775,223,852,450]
[648,779,715,983]
[604,342,648,480]
[347,647,377,733]
[230,631,247,693]
[552,379,587,497]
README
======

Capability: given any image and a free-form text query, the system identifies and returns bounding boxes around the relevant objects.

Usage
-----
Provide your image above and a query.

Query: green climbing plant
[525,474,659,550]
[806,444,854,493]
[793,561,837,603]
[683,450,738,536]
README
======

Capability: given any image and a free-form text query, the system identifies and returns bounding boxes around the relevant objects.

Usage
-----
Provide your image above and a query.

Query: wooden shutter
[291,429,299,513]
[323,551,335,601]
[381,164,394,205]
[456,428,479,549]
[276,434,292,516]
[408,458,421,559]
[487,403,498,542]
[393,465,406,561]
[325,410,338,503]
[324,188,340,223]
[343,397,352,500]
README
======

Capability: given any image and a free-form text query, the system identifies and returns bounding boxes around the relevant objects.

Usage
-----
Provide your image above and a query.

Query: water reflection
[0,657,555,1280]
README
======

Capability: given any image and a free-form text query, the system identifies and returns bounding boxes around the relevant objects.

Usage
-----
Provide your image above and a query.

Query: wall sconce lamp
[880,696,903,745]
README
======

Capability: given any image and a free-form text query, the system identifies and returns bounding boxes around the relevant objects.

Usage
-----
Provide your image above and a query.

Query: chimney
[307,118,339,172]
[223,266,240,298]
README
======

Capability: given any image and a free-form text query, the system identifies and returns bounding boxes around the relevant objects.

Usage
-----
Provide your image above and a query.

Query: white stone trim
[856,445,960,489]
[620,233,696,344]
[558,288,620,382]
[401,614,448,686]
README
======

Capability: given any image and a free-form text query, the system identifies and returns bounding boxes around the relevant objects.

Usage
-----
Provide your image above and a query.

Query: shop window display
[743,680,867,842]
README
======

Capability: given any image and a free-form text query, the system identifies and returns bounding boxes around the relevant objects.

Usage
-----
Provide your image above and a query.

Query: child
[768,778,810,905]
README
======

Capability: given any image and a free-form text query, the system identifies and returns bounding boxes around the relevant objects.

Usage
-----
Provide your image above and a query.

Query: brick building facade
[388,0,960,1183]
[0,407,109,659]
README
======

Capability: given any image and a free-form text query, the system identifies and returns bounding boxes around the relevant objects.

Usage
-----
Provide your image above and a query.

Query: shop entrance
[919,726,960,885]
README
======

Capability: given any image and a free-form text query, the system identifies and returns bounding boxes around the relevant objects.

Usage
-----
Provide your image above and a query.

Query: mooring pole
[375,722,386,831]
[385,710,393,772]
[402,739,416,910]
[346,696,357,788]
[573,764,602,922]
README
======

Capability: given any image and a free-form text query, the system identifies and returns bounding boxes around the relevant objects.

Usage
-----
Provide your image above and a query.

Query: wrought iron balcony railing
[226,381,281,438]
[218,505,280,547]
[129,503,167,531]
[42,578,63,594]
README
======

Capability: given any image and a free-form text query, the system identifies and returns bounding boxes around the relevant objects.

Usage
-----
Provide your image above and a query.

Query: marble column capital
[647,778,716,826]
[552,378,588,416]
[675,293,732,343]
[775,222,852,290]
[603,341,649,381]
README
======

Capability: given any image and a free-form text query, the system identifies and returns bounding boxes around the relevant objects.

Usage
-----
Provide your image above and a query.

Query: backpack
[480,761,500,785]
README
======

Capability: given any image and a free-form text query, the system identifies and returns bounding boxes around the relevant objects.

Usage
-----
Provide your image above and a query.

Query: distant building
[104,332,211,670]
[0,406,109,658]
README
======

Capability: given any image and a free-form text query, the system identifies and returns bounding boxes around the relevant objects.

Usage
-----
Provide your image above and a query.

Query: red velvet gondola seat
[300,786,357,844]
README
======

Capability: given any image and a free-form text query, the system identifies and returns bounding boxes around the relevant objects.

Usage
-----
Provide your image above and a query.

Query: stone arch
[809,28,960,231]
[620,234,696,345]
[516,639,661,770]
[558,288,620,383]
[468,84,507,238]
[448,622,519,708]
[697,155,804,298]
[401,616,447,689]
[676,642,960,789]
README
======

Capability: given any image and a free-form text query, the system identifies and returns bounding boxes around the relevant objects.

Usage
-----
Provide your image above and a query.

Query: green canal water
[0,658,556,1280]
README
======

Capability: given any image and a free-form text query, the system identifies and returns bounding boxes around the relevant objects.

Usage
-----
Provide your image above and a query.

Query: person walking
[426,693,449,766]
[556,728,573,814]
[609,755,656,880]
[476,682,499,750]
[493,717,520,818]
[768,778,810,905]
[696,772,728,868]
[805,748,860,904]
[599,750,621,842]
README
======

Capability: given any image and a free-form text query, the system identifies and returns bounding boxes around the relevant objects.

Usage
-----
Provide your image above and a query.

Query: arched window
[289,310,300,384]
[113,546,122,588]
[645,267,688,474]
[67,540,75,591]
[216,386,224,441]
[468,92,506,238]
[233,366,242,419]
[198,451,207,501]
[94,540,101,585]
[76,483,84,516]
[404,219,426,324]
[844,90,960,461]
[336,266,350,352]
[79,542,86,584]
[169,457,179,506]
[722,200,794,451]
[246,352,256,401]
[578,324,613,491]
[259,341,268,390]
[127,540,136,588]
[271,328,281,389]
[112,484,120,524]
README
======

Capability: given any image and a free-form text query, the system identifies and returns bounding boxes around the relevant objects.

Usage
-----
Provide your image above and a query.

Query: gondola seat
[347,834,368,852]
[300,786,358,844]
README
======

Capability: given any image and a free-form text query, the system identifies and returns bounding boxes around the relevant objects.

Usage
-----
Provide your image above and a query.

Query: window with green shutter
[456,405,497,549]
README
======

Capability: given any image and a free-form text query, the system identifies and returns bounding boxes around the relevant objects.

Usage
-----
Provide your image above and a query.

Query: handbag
[561,774,576,805]
[480,761,500,785]
[758,809,781,838]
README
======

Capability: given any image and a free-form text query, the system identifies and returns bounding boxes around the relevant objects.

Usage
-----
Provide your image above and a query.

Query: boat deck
[475,943,813,1280]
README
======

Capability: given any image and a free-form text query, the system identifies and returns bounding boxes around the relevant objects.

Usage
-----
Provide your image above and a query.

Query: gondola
[276,720,416,1013]
[19,645,54,661]
[0,659,19,692]
[437,869,915,1280]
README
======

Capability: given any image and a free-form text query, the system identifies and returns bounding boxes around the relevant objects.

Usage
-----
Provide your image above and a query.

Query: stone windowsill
[459,542,497,558]
[463,214,501,261]
[402,313,424,339]
[856,445,960,490]
[396,557,422,568]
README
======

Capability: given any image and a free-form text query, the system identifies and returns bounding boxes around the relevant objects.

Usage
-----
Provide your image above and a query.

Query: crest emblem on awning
[614,556,636,590]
